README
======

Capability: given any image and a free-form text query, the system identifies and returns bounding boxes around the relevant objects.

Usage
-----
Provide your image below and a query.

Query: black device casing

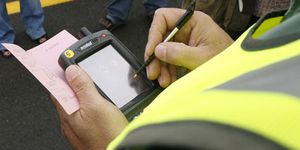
[58,30,162,120]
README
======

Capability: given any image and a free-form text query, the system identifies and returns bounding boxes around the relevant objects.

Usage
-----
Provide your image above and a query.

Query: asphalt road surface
[0,0,181,149]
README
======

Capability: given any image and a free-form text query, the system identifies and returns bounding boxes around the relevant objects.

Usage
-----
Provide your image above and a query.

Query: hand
[51,65,128,150]
[145,8,234,88]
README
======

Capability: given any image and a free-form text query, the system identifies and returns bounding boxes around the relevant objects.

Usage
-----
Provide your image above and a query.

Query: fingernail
[145,43,151,55]
[66,65,81,82]
[155,44,167,60]
[158,76,167,88]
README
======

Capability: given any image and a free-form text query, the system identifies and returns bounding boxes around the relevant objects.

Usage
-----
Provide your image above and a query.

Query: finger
[145,8,192,81]
[158,62,171,88]
[146,58,160,80]
[51,95,73,141]
[154,42,210,70]
[168,65,177,83]
[65,65,105,106]
[60,125,66,138]
[145,8,187,61]
[60,122,82,150]
[50,95,68,120]
[50,95,63,113]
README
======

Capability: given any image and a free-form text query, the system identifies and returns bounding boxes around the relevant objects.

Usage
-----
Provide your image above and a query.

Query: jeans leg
[0,0,15,51]
[106,0,133,24]
[143,0,168,16]
[20,0,46,40]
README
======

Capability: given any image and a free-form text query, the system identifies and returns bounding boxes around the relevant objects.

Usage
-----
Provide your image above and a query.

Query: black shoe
[34,34,47,44]
[93,17,120,32]
[1,50,12,58]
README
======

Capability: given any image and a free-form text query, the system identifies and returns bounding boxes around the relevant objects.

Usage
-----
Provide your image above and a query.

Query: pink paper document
[3,30,80,114]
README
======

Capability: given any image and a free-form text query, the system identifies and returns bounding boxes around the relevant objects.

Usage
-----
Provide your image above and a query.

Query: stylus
[134,0,196,78]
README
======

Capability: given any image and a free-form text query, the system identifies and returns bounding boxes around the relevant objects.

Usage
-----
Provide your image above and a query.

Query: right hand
[145,8,234,88]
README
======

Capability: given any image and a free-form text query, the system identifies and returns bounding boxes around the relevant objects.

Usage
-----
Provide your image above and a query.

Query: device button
[64,49,75,58]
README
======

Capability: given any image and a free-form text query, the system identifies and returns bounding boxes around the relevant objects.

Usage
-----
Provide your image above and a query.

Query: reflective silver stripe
[216,55,300,98]
[239,0,244,12]
[116,121,286,150]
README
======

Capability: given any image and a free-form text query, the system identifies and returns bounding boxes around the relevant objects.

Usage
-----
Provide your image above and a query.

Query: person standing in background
[0,0,47,57]
[96,0,168,31]
[182,0,290,39]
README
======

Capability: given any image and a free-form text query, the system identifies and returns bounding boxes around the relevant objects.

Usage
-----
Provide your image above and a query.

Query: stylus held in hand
[133,0,196,78]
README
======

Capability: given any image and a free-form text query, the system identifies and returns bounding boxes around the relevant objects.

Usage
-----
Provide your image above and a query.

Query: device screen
[78,45,149,108]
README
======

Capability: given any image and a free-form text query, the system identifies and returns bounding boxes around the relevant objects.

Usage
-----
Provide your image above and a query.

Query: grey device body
[58,29,162,120]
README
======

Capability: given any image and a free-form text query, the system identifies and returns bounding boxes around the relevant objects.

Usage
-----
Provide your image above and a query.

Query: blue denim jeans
[106,0,168,25]
[0,0,46,51]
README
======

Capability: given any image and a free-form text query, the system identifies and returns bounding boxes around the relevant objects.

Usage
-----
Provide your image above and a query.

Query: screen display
[78,45,149,108]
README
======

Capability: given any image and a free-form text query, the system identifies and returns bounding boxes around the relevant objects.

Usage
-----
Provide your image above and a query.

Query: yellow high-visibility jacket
[108,9,300,150]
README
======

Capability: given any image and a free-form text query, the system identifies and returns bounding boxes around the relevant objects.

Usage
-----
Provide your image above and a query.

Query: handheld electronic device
[59,28,162,119]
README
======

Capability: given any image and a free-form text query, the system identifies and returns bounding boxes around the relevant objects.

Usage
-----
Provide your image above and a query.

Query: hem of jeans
[106,15,126,25]
[26,29,46,40]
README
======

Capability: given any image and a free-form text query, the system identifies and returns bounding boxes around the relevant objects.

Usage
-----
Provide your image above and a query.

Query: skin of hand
[51,65,128,150]
[145,8,234,88]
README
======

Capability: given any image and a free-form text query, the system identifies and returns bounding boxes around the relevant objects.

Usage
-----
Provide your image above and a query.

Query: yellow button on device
[64,49,75,58]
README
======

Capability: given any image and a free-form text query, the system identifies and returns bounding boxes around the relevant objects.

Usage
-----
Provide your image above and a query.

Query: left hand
[51,65,128,150]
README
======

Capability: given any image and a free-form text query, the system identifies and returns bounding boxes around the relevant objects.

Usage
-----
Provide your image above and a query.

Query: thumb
[65,65,103,105]
[154,42,209,70]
